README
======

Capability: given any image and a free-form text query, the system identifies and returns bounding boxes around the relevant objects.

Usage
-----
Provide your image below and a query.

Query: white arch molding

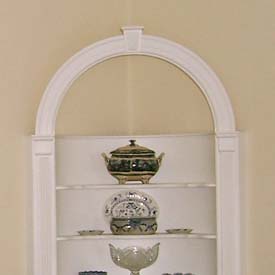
[32,26,241,275]
[36,26,235,135]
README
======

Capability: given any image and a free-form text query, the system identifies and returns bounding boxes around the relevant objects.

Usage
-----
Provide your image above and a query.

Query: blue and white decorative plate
[104,190,159,218]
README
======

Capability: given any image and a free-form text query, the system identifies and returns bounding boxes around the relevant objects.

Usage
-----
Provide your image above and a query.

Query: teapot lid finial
[129,140,136,146]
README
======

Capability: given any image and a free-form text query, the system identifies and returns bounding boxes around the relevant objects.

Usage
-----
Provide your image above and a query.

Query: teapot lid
[111,140,155,157]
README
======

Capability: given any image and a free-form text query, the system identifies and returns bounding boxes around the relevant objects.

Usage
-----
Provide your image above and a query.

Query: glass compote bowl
[109,243,160,275]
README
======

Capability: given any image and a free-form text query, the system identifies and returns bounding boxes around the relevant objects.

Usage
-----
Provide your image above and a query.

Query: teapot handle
[157,152,165,166]
[101,153,110,165]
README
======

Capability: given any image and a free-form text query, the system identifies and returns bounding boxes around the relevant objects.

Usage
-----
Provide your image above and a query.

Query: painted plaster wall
[57,56,213,135]
[1,1,274,275]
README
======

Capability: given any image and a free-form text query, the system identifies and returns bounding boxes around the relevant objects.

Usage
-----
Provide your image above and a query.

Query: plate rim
[104,190,159,218]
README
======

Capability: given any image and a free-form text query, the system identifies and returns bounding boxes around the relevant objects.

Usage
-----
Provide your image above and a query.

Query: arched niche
[32,26,240,275]
[56,55,214,136]
[35,26,235,136]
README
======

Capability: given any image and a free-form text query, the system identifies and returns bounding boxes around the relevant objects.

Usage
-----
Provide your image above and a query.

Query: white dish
[104,190,159,218]
[166,228,193,234]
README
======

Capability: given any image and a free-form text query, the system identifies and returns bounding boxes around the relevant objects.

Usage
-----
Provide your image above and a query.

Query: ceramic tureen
[102,140,164,184]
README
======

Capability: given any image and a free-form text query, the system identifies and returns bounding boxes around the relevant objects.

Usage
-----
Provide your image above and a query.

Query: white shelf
[56,182,216,191]
[57,232,216,241]
[31,25,241,275]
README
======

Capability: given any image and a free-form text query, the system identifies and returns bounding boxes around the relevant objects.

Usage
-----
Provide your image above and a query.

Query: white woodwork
[56,182,216,190]
[121,26,144,51]
[55,134,215,186]
[55,135,216,250]
[32,137,56,275]
[35,26,235,136]
[58,239,216,275]
[56,183,216,238]
[32,26,241,275]
[56,233,217,241]
[215,133,240,275]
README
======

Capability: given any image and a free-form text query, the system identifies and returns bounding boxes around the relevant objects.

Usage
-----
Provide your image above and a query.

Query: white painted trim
[35,26,235,136]
[121,26,144,52]
[32,26,241,275]
[56,233,217,241]
[215,133,240,275]
[32,137,57,275]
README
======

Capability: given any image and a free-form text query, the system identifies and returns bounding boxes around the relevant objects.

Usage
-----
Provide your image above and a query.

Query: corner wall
[1,1,275,275]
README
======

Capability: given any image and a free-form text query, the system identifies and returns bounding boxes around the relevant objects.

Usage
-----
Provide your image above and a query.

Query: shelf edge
[57,233,217,241]
[56,183,216,191]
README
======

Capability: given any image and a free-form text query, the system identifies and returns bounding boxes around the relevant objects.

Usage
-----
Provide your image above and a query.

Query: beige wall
[1,1,275,274]
[57,56,213,135]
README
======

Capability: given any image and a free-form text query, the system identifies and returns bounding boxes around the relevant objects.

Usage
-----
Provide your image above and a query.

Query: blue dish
[110,217,157,235]
[79,271,107,275]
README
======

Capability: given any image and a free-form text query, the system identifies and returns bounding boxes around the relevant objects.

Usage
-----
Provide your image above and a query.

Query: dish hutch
[32,26,240,275]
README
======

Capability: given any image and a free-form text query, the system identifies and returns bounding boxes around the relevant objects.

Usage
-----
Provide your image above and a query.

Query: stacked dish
[166,228,193,234]
[104,190,159,235]
[77,230,104,236]
[79,271,107,275]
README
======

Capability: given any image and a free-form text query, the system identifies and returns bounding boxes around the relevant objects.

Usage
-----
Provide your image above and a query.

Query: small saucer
[78,230,104,236]
[166,228,193,234]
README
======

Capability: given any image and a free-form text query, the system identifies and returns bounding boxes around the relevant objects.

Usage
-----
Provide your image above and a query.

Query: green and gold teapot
[102,140,164,184]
